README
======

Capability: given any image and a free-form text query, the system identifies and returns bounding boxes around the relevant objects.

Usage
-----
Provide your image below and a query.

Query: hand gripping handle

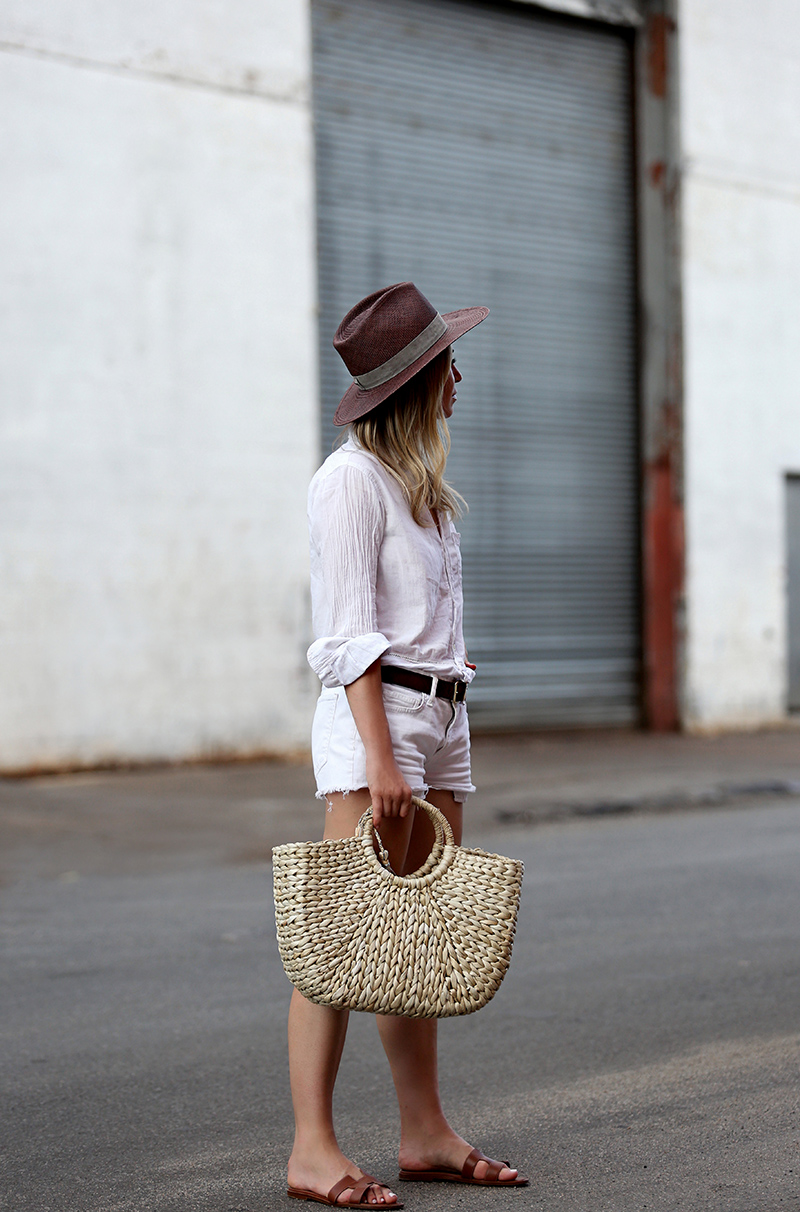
[356,797,456,882]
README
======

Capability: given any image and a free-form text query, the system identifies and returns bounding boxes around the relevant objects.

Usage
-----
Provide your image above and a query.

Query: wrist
[365,745,398,769]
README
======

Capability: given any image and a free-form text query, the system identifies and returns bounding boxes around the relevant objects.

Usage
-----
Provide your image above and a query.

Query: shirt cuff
[307,632,392,688]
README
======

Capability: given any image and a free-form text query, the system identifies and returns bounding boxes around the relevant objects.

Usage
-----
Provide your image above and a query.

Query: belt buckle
[451,680,462,705]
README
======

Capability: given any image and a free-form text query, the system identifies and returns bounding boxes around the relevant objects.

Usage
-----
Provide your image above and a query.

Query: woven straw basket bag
[272,797,524,1019]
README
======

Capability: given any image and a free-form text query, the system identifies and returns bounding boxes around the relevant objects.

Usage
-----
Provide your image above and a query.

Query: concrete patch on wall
[0,3,318,769]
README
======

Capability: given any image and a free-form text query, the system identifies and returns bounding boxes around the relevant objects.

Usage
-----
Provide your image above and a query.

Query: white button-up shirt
[307,438,474,689]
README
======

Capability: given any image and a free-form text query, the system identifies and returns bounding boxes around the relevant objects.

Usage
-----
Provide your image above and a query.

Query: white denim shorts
[312,682,476,804]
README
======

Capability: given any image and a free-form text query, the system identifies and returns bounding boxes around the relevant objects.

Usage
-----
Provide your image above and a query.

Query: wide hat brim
[333,305,489,426]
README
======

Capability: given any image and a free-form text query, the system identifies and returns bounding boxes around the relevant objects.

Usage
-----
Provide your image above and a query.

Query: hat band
[354,313,448,391]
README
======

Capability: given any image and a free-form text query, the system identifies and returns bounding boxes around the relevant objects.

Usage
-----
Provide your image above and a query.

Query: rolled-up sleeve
[307,464,391,688]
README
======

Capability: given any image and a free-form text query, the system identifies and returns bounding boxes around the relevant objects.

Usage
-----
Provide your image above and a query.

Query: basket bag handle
[355,796,456,884]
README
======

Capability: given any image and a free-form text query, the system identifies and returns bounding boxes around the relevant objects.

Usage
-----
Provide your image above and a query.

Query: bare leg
[287,789,400,1206]
[375,790,519,1183]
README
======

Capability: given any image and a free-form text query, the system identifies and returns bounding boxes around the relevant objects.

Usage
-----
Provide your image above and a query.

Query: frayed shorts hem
[315,784,472,805]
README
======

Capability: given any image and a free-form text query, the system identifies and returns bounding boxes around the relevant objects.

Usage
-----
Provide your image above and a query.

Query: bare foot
[398,1130,520,1183]
[288,1145,399,1205]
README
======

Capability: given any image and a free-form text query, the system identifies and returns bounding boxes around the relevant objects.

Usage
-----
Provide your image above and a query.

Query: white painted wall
[8,0,798,755]
[680,0,800,728]
[0,2,319,769]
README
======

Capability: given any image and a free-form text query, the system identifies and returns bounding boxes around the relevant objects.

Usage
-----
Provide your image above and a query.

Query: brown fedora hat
[332,282,489,426]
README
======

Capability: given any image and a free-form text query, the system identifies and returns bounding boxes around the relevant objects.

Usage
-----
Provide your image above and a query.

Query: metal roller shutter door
[312,0,640,728]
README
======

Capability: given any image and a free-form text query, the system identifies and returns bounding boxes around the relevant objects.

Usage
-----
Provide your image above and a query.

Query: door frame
[521,0,685,729]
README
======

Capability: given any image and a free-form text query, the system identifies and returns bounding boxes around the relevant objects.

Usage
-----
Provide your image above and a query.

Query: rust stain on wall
[648,159,666,189]
[643,413,684,731]
[647,13,673,98]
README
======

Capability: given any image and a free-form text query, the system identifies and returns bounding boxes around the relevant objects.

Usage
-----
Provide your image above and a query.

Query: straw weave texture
[272,798,523,1018]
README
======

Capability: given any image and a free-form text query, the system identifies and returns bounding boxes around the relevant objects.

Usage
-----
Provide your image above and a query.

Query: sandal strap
[327,1173,380,1206]
[461,1148,506,1182]
[349,1175,380,1204]
[327,1175,360,1204]
[461,1148,483,1179]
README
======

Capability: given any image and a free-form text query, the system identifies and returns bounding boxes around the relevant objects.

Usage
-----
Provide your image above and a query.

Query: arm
[307,465,410,823]
[345,659,413,826]
[307,465,391,688]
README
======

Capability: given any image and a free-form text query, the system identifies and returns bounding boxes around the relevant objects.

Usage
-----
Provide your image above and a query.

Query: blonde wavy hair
[348,346,466,526]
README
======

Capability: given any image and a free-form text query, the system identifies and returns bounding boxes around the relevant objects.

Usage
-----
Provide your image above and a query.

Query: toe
[366,1184,397,1205]
[473,1158,518,1183]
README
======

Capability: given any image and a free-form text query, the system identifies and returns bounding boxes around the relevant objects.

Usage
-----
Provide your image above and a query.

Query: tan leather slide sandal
[399,1146,528,1186]
[288,1173,404,1207]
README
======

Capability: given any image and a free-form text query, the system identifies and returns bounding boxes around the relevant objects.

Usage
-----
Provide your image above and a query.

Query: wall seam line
[685,164,800,205]
[0,40,309,108]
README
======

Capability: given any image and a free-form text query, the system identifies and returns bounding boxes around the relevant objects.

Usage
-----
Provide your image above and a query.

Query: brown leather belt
[381,664,468,704]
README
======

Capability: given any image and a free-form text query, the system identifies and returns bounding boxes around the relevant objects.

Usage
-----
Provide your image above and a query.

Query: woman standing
[287,283,526,1207]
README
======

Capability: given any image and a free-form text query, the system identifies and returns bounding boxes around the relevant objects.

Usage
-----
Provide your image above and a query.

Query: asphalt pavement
[2,727,800,1212]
